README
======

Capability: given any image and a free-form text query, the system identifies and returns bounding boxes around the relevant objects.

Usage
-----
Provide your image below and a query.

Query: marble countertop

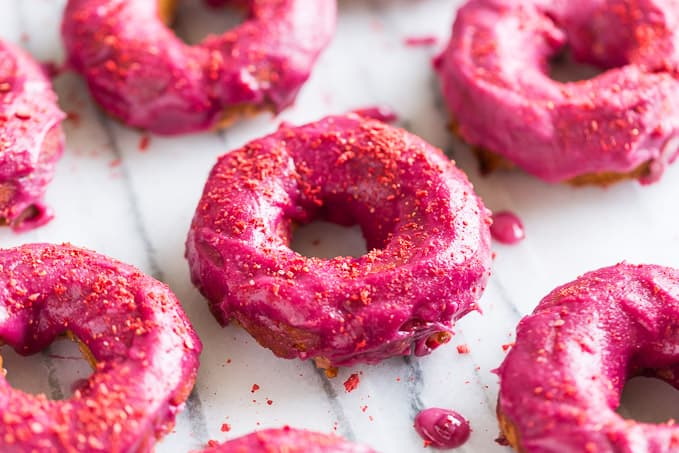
[2,0,679,452]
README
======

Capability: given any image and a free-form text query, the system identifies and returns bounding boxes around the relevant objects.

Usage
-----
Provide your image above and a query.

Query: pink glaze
[61,0,336,135]
[436,0,679,184]
[186,114,492,368]
[414,408,471,449]
[404,35,439,47]
[0,41,65,230]
[0,243,202,452]
[498,263,679,452]
[40,61,66,79]
[350,106,399,123]
[198,427,376,452]
[490,211,525,245]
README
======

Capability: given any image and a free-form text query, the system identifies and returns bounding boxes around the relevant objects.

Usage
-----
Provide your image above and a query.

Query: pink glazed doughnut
[61,0,336,135]
[497,263,679,452]
[436,0,679,185]
[0,41,65,230]
[198,427,376,452]
[186,114,492,371]
[0,243,202,452]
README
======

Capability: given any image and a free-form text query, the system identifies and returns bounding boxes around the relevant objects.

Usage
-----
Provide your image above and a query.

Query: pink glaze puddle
[404,35,438,47]
[490,211,525,245]
[350,106,398,123]
[414,408,471,449]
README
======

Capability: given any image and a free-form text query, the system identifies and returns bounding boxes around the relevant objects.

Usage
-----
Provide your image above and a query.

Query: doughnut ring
[62,0,336,135]
[186,114,491,370]
[0,40,64,230]
[0,243,202,452]
[436,0,679,185]
[498,263,679,452]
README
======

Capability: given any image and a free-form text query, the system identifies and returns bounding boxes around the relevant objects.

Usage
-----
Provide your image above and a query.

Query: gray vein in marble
[184,388,209,445]
[461,339,501,421]
[402,356,425,417]
[489,276,525,320]
[41,349,65,401]
[313,366,357,441]
[95,113,210,444]
[403,353,478,453]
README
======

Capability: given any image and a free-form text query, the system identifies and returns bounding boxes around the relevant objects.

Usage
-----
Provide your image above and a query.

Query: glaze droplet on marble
[414,408,471,449]
[490,211,525,245]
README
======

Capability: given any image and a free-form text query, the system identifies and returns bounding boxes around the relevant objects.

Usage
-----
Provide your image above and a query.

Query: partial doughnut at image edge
[61,0,337,135]
[436,0,679,185]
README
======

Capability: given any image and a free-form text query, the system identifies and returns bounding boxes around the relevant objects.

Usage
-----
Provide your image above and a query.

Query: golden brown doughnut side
[157,0,177,25]
[497,404,526,453]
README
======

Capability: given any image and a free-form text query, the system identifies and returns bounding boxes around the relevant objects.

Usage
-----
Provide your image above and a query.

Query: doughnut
[186,114,492,370]
[436,0,679,185]
[0,243,202,452]
[497,263,679,452]
[61,0,337,135]
[198,427,376,452]
[0,41,65,230]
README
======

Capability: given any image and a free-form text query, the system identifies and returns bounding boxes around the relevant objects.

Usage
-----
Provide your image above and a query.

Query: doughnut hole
[548,47,604,83]
[290,222,366,259]
[618,376,679,424]
[542,3,670,84]
[161,0,247,45]
[0,333,93,401]
[287,191,400,259]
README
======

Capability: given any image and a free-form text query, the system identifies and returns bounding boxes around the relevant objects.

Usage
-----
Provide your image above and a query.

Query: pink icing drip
[11,203,54,233]
[414,408,471,449]
[40,61,66,79]
[490,211,525,245]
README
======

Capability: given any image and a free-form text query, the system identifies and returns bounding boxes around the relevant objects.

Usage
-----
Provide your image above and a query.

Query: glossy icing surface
[186,114,492,368]
[198,427,376,452]
[0,243,202,452]
[62,0,337,135]
[0,41,64,230]
[414,408,471,449]
[436,0,679,183]
[498,263,679,452]
[490,212,525,245]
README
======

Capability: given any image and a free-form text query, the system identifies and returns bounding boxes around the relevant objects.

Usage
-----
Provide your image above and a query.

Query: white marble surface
[1,1,679,452]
